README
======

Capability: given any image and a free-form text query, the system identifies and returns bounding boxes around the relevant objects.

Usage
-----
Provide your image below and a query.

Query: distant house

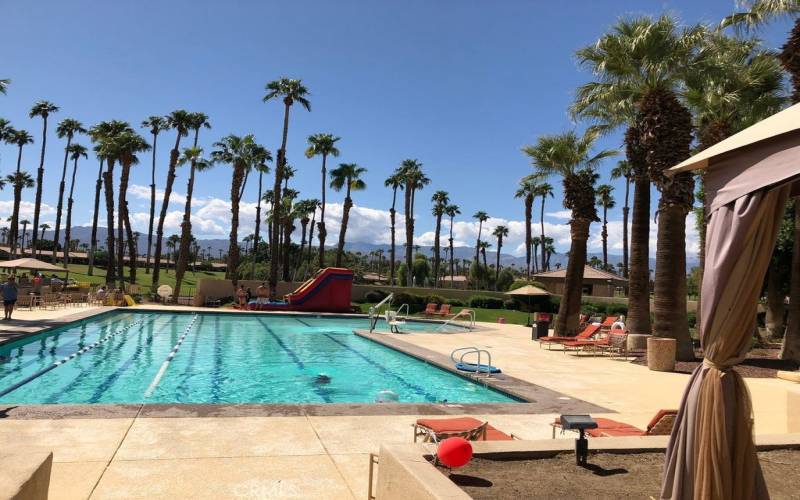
[439,275,469,290]
[533,266,627,297]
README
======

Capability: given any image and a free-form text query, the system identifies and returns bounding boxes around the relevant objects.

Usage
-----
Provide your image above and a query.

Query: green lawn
[357,303,532,326]
[62,263,227,292]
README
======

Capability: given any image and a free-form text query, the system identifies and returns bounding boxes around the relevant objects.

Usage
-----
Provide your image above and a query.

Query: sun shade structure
[505,284,550,296]
[0,258,68,272]
[661,102,800,499]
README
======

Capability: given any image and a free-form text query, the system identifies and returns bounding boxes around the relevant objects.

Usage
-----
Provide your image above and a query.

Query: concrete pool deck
[0,305,799,499]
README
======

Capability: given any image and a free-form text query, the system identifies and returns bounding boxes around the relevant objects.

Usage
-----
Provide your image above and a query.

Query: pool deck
[1,304,799,499]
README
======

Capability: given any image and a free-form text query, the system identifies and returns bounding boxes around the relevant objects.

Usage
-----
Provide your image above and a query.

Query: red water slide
[252,267,354,313]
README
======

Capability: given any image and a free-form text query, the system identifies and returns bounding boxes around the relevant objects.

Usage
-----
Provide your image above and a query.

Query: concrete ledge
[0,452,53,500]
[777,370,800,383]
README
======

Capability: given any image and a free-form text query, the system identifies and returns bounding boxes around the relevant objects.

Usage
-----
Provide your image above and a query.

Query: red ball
[437,437,473,468]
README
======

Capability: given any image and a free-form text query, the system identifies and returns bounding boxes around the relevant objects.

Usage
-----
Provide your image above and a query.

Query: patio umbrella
[505,284,550,326]
[0,258,68,272]
[661,103,800,499]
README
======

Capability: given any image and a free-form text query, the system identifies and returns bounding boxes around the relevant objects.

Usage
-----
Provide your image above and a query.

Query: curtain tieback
[703,359,733,372]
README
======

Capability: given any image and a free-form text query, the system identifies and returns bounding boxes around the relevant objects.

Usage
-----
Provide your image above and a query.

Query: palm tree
[52,118,86,262]
[398,160,430,287]
[63,144,87,270]
[152,110,192,288]
[141,116,167,274]
[4,172,34,257]
[384,171,405,285]
[39,223,50,242]
[86,140,105,277]
[330,163,367,267]
[523,129,617,336]
[250,145,272,279]
[472,211,489,266]
[263,78,311,298]
[5,128,33,257]
[574,16,704,359]
[431,190,450,287]
[515,176,538,278]
[115,131,151,284]
[279,189,300,281]
[211,134,258,285]
[532,183,553,271]
[493,225,509,289]
[531,236,541,274]
[595,184,615,269]
[445,204,461,285]
[173,147,213,302]
[610,161,633,277]
[0,79,8,94]
[479,240,491,272]
[20,219,30,252]
[305,133,341,270]
[294,199,318,273]
[166,234,180,272]
[29,100,59,254]
[306,200,320,269]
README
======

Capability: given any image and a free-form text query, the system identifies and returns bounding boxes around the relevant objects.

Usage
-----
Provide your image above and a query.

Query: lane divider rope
[143,314,199,398]
[0,315,152,399]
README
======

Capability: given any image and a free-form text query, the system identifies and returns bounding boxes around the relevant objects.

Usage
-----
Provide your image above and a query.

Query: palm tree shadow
[0,406,18,419]
[581,462,628,477]
[448,474,493,487]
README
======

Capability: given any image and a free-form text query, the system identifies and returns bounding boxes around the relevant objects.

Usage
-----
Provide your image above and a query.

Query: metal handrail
[449,346,493,376]
[394,303,409,321]
[368,293,394,332]
[437,309,476,331]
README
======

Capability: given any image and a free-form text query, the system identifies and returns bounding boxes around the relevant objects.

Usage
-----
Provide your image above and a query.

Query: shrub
[503,299,519,311]
[363,290,389,303]
[393,292,427,313]
[605,303,629,317]
[469,295,505,309]
[446,298,465,307]
[425,294,446,305]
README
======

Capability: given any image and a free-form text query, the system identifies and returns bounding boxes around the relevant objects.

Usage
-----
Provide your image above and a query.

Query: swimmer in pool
[314,374,332,385]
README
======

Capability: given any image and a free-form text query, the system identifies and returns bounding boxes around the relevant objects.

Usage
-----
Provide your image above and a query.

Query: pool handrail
[437,309,476,331]
[450,346,494,376]
[368,293,394,332]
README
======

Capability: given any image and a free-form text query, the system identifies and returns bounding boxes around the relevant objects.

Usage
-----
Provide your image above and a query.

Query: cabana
[661,103,800,498]
[0,258,68,273]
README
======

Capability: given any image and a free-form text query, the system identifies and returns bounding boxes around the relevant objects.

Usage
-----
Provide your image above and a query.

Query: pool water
[0,312,516,404]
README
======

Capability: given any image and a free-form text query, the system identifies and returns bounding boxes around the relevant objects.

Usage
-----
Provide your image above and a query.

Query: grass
[61,263,227,291]
[356,303,532,326]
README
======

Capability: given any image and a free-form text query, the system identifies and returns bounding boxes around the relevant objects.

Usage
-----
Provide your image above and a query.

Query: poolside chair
[599,316,619,330]
[423,303,439,316]
[538,323,601,349]
[412,417,515,443]
[564,331,627,356]
[551,409,677,438]
[434,304,452,317]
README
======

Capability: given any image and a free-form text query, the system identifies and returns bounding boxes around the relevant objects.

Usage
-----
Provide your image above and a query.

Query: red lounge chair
[599,316,619,330]
[563,330,626,355]
[412,417,515,443]
[434,304,452,317]
[538,323,601,349]
[423,303,439,316]
[551,410,677,438]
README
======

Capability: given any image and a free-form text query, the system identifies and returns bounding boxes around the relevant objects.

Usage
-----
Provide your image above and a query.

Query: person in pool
[1,274,19,320]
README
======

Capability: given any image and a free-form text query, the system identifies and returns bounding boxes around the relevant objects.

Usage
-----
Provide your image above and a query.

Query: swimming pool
[0,311,517,404]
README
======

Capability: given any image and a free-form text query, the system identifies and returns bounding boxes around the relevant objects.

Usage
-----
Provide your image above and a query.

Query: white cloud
[128,184,188,206]
[0,200,57,224]
[545,210,572,220]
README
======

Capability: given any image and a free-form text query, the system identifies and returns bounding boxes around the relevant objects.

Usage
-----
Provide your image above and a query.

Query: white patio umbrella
[505,284,550,326]
[0,258,68,272]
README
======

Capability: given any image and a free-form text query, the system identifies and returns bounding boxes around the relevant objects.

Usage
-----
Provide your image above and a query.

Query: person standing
[2,275,19,320]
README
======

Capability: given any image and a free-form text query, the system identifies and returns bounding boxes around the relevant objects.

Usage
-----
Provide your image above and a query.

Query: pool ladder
[437,309,476,331]
[450,347,494,378]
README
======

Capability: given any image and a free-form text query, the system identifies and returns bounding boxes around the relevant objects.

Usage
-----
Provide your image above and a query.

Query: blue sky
[0,0,793,257]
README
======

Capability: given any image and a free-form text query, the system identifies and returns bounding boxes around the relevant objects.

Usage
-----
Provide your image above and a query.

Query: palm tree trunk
[145,132,158,274]
[173,162,196,303]
[88,159,104,276]
[152,134,182,287]
[53,136,72,263]
[627,174,651,336]
[317,153,328,270]
[766,264,786,340]
[449,218,455,286]
[227,163,245,285]
[533,245,538,274]
[524,196,532,279]
[117,161,133,285]
[622,177,630,278]
[540,197,547,271]
[601,205,608,268]
[495,238,502,289]
[269,103,291,298]
[653,201,694,361]
[282,221,293,281]
[389,187,398,285]
[299,219,308,267]
[555,218,590,336]
[32,116,47,255]
[307,212,316,269]
[783,201,800,361]
[336,190,352,267]
[433,214,442,288]
[251,170,263,279]
[63,155,78,274]
[405,186,413,287]
[10,183,22,258]
[123,203,136,284]
[103,159,116,285]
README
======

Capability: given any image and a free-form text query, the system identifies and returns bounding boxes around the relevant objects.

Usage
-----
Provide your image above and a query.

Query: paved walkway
[0,307,798,499]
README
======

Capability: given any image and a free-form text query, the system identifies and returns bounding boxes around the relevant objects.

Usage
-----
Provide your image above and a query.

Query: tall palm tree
[5,128,33,257]
[263,78,311,298]
[250,145,272,279]
[141,116,167,274]
[531,236,541,274]
[306,200,320,269]
[279,189,300,281]
[330,163,367,267]
[523,129,617,336]
[515,175,538,278]
[86,140,105,276]
[211,134,258,285]
[431,190,450,287]
[52,118,86,261]
[574,16,704,359]
[20,219,30,251]
[0,79,8,94]
[115,131,151,284]
[173,147,213,302]
[595,184,615,269]
[399,160,430,287]
[63,144,87,270]
[39,223,49,242]
[166,234,180,272]
[152,110,192,288]
[4,172,33,257]
[305,133,341,270]
[29,100,59,254]
[493,225,509,289]
[532,183,553,271]
[445,204,461,285]
[479,240,491,272]
[610,161,633,277]
[384,171,405,285]
[472,211,489,266]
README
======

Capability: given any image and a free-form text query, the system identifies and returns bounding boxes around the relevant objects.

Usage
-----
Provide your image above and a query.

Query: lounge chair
[413,417,515,443]
[434,304,452,317]
[423,303,439,316]
[551,409,677,438]
[538,323,601,349]
[599,316,619,330]
[563,330,626,356]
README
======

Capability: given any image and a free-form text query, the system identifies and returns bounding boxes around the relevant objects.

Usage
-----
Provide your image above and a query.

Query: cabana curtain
[661,131,800,500]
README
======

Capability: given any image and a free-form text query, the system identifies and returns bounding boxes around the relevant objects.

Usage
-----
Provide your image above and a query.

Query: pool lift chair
[369,293,407,333]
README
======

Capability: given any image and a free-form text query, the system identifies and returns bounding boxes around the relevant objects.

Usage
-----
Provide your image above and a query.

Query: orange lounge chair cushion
[416,417,512,441]
[645,409,678,435]
[539,324,600,342]
[595,427,645,437]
